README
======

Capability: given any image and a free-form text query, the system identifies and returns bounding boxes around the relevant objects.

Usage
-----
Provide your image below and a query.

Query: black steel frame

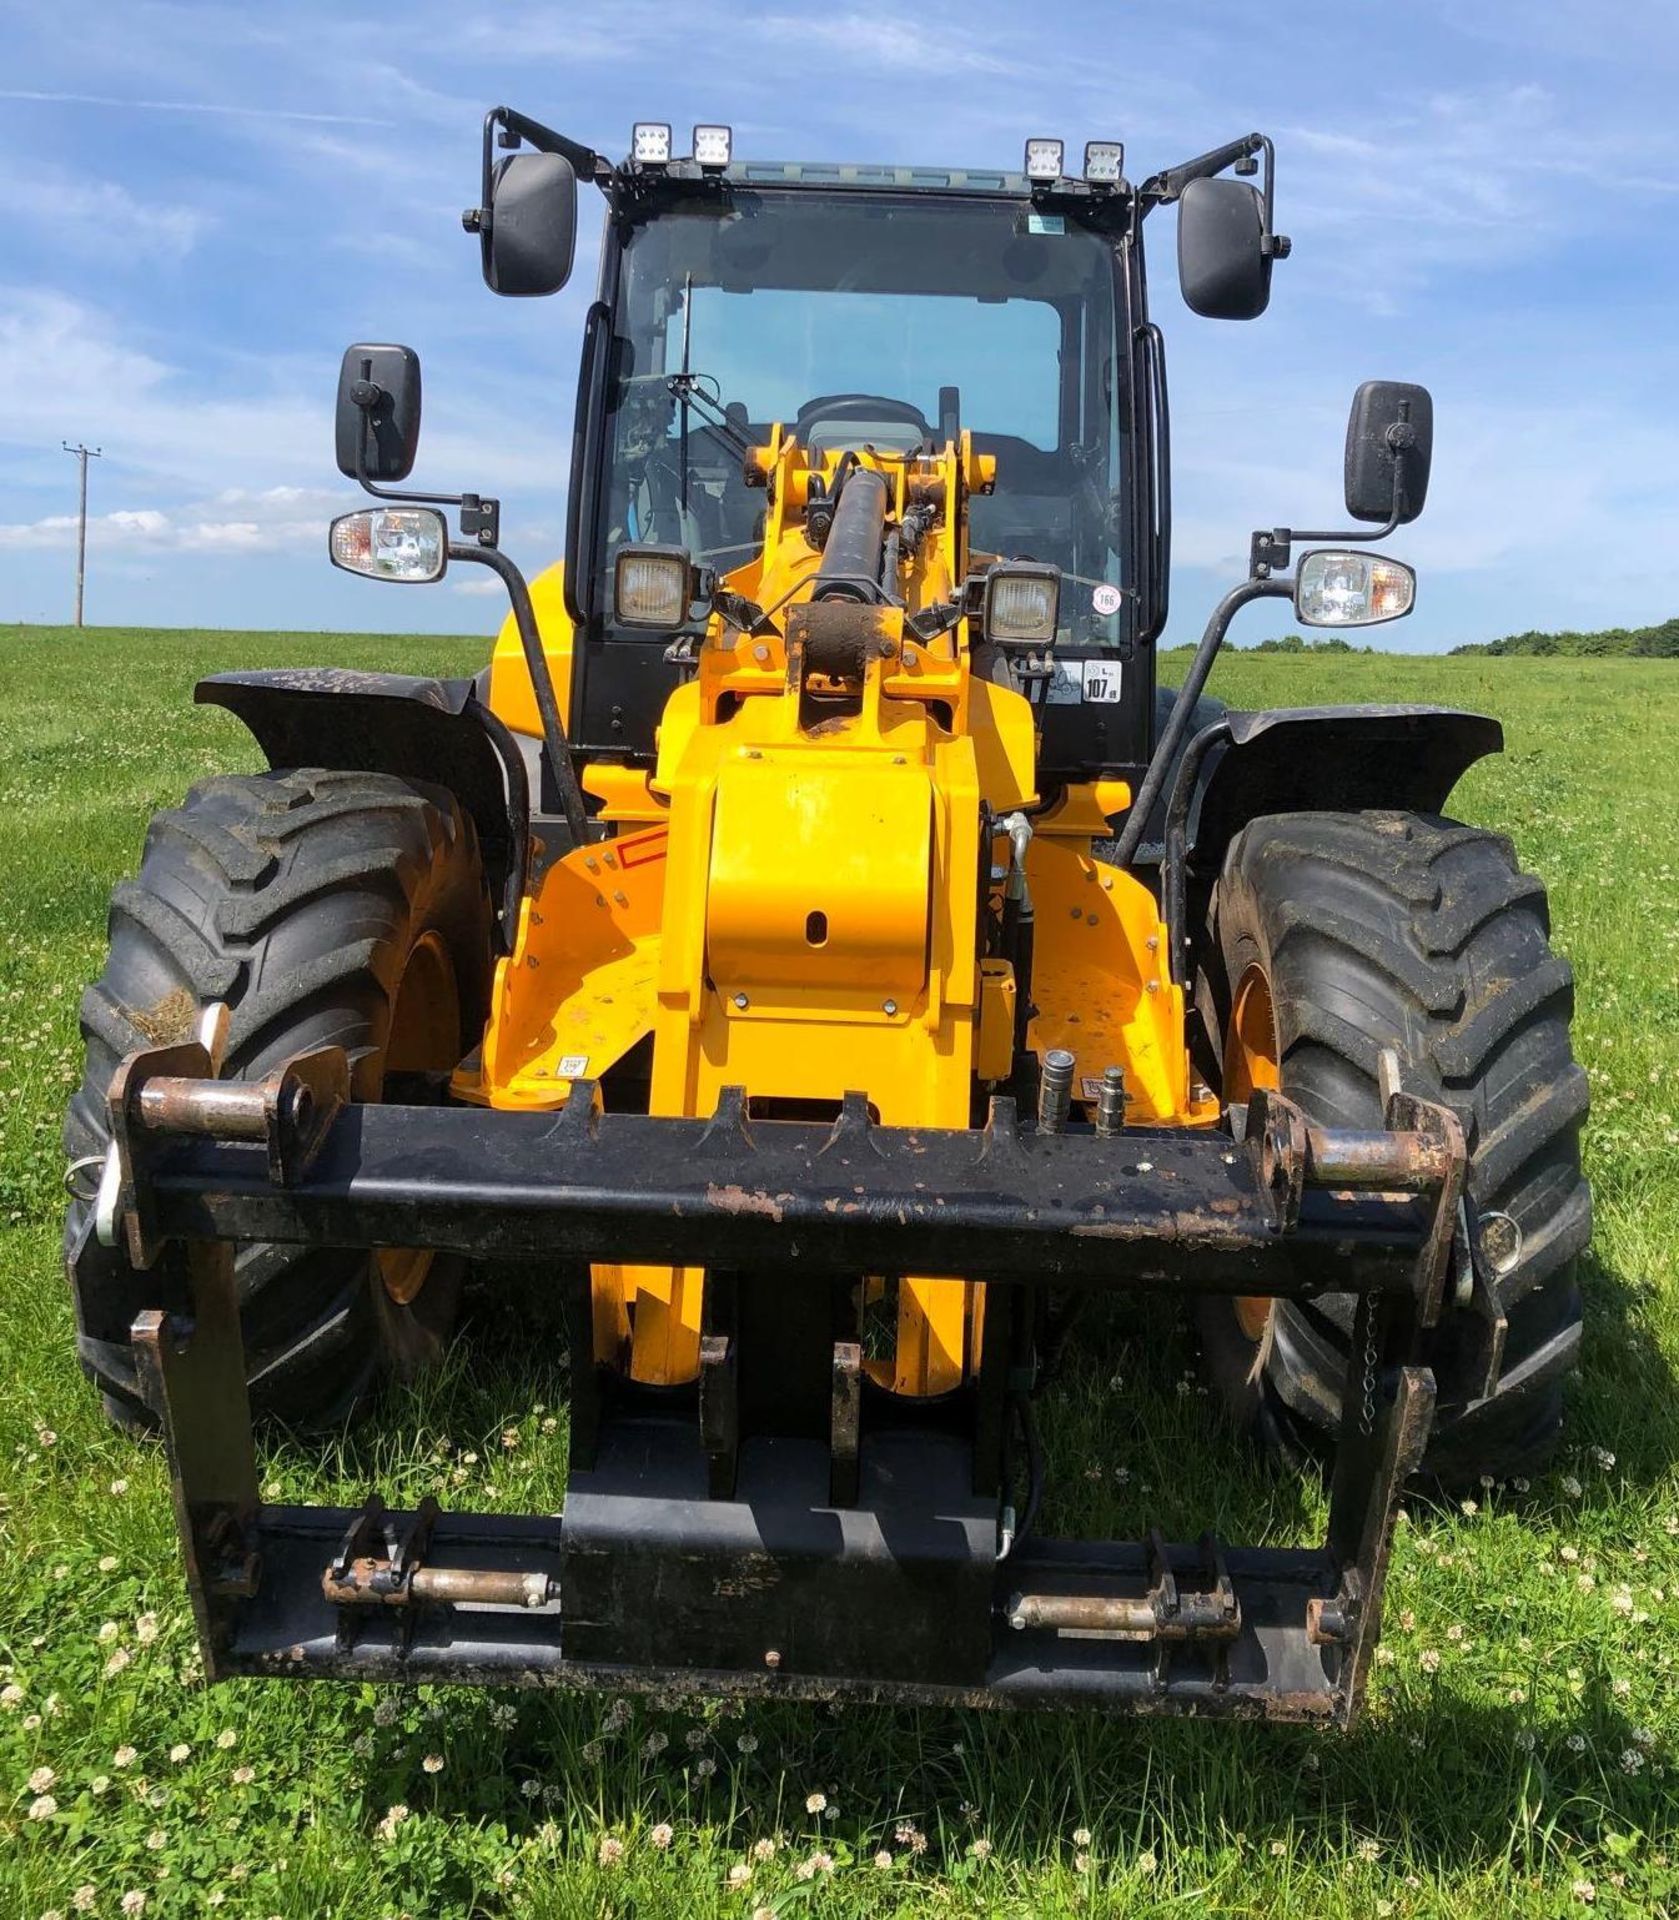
[104,1037,1463,1725]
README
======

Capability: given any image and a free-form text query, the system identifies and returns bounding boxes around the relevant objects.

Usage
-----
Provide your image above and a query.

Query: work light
[1023,138,1065,184]
[1293,550,1415,627]
[692,124,733,170]
[328,506,448,584]
[1083,140,1125,187]
[982,562,1061,645]
[614,544,693,627]
[631,122,672,167]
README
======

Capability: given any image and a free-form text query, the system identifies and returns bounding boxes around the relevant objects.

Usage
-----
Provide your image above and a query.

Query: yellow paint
[464,436,1215,1394]
[486,561,574,736]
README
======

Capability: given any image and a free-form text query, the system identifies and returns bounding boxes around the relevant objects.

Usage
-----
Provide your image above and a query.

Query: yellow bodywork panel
[486,561,574,736]
[1025,835,1218,1127]
[465,438,1214,1399]
[707,756,931,1005]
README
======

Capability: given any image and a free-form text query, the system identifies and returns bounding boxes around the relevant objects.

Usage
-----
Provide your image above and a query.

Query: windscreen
[597,189,1129,646]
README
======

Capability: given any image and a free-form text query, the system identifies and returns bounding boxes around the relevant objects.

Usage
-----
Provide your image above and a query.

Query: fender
[1161,702,1503,968]
[196,669,530,950]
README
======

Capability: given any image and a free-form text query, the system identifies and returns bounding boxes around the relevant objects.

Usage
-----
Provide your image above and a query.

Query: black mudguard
[197,669,530,948]
[1182,703,1503,872]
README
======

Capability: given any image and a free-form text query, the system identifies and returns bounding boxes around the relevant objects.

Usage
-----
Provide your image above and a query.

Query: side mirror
[1345,380,1433,523]
[335,344,422,484]
[481,151,577,297]
[1177,176,1271,320]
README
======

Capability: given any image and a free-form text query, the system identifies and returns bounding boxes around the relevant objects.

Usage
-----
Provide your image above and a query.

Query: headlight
[614,544,693,628]
[982,562,1061,645]
[1023,138,1065,184]
[328,506,447,583]
[632,122,672,167]
[1294,549,1415,628]
[1083,140,1124,187]
[692,124,732,170]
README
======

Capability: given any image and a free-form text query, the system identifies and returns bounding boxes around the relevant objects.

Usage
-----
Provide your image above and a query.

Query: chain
[1358,1300,1381,1438]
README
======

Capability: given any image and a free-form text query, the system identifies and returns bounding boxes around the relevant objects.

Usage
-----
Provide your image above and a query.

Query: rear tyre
[64,768,492,1431]
[1193,810,1590,1484]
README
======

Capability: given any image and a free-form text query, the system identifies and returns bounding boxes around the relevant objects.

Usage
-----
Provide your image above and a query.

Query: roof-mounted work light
[631,122,672,168]
[1083,140,1124,187]
[1023,137,1065,184]
[692,123,733,170]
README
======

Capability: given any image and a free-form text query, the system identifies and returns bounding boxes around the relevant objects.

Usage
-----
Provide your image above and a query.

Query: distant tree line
[1451,617,1679,658]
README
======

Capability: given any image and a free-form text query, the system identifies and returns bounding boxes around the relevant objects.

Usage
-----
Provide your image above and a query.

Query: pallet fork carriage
[65,110,1588,1728]
[105,1026,1470,1721]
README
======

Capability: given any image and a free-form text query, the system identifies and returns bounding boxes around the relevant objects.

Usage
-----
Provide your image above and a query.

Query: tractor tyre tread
[1199,808,1589,1485]
[63,767,489,1432]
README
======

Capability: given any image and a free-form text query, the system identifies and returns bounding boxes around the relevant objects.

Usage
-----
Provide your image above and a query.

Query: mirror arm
[1112,574,1291,868]
[465,106,611,238]
[1141,130,1291,259]
[348,411,501,548]
[447,543,591,848]
[1249,458,1411,580]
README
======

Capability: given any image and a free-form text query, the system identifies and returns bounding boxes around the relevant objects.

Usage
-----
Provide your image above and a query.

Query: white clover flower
[169,1743,191,1764]
[28,1765,56,1792]
[805,1790,827,1814]
[232,1765,255,1786]
[421,1753,445,1774]
[597,1834,625,1867]
[872,1849,893,1869]
[114,1744,138,1768]
[650,1821,674,1850]
[28,1793,58,1820]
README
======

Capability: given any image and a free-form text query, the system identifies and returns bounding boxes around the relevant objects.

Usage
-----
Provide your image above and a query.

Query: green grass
[2,625,1677,1918]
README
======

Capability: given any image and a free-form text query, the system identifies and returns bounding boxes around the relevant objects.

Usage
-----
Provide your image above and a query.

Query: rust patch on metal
[703,1184,787,1222]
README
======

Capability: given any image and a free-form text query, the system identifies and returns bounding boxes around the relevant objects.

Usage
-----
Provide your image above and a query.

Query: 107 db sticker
[1046,658,1125,705]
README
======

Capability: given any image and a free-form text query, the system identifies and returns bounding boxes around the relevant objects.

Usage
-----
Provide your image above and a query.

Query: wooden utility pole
[61,440,102,627]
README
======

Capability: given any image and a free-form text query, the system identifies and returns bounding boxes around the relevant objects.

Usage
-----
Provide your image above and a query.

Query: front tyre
[64,768,493,1430]
[1194,810,1590,1484]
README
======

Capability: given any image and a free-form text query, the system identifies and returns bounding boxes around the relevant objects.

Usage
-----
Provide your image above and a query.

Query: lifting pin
[1038,1048,1076,1133]
[1094,1065,1126,1137]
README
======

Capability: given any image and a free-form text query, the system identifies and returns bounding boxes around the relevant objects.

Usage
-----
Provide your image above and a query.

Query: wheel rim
[1225,964,1281,1342]
[375,932,460,1306]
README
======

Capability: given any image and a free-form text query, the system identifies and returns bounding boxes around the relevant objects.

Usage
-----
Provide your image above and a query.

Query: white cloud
[13,168,208,262]
[0,89,392,128]
[0,486,340,555]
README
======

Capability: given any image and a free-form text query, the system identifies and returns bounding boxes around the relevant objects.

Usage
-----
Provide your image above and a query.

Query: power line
[61,441,103,628]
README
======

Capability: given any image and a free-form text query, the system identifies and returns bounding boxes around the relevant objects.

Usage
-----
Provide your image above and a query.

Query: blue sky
[3,0,1677,651]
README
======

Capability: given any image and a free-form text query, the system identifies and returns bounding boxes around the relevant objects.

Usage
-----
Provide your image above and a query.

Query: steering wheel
[794,393,934,445]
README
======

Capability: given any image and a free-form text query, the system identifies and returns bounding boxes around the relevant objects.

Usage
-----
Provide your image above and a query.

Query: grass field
[2,625,1676,1919]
